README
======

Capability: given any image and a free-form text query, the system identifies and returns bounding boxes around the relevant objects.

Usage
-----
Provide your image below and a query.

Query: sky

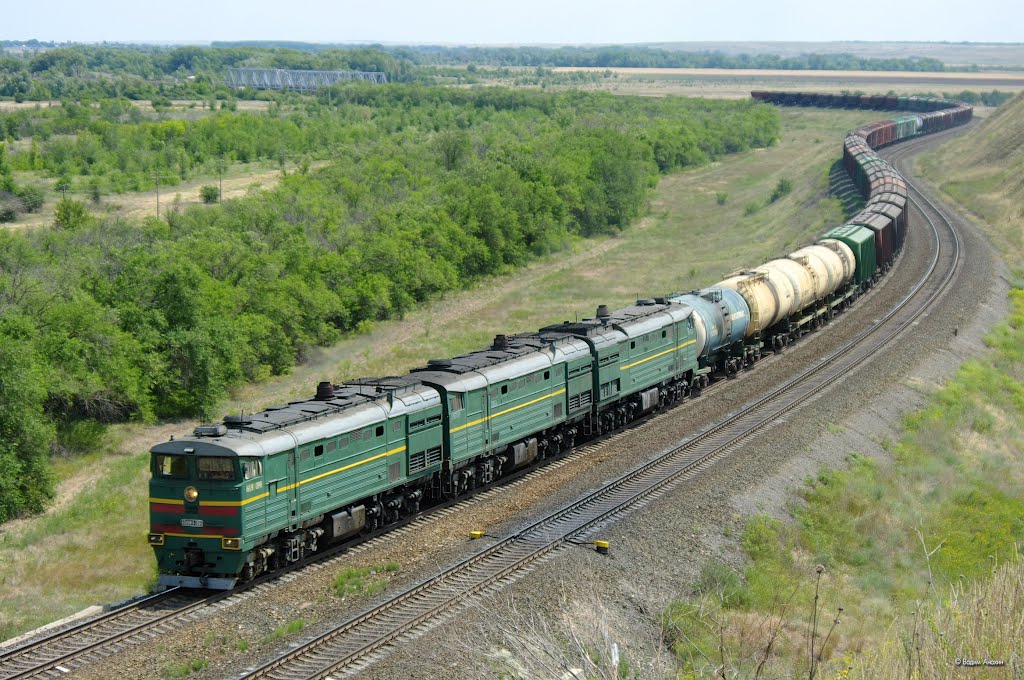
[2,0,1021,45]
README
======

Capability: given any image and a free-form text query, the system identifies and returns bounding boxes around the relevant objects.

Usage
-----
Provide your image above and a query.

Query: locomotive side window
[241,459,262,480]
[197,456,236,481]
[155,454,188,479]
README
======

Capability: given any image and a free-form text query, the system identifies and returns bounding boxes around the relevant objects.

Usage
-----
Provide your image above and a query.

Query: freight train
[148,92,972,590]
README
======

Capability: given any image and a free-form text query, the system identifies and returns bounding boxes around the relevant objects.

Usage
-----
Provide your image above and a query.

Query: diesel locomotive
[148,92,972,590]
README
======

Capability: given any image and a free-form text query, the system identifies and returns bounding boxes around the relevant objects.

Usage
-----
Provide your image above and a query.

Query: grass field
[0,107,880,640]
[643,41,1024,68]
[918,91,1024,273]
[546,67,1024,99]
[6,160,328,230]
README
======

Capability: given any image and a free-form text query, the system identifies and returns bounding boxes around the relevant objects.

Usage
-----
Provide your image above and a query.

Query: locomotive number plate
[180,518,204,528]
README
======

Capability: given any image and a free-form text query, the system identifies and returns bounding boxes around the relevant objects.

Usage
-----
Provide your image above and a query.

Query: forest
[0,84,780,521]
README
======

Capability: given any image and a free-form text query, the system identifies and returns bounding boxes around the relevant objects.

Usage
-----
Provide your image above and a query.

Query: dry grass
[471,586,675,680]
[845,558,1024,679]
[538,68,1024,101]
[555,66,1024,82]
[643,42,1024,68]
[0,453,155,640]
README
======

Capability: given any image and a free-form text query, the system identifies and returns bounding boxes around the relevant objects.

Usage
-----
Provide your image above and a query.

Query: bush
[16,185,44,213]
[0,201,16,223]
[199,185,219,204]
[769,177,794,203]
[715,191,728,206]
[54,197,90,230]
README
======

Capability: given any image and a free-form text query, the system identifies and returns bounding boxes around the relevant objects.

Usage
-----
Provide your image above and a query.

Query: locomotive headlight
[221,537,241,550]
[148,533,165,545]
[184,486,199,502]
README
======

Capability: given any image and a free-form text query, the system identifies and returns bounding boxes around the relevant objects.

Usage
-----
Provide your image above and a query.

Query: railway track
[0,589,211,679]
[236,128,968,680]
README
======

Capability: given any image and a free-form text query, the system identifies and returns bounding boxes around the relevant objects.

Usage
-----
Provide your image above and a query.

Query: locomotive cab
[149,433,263,590]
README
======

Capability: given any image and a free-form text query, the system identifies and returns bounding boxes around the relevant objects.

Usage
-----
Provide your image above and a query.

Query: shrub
[199,185,219,204]
[54,197,90,230]
[16,185,44,212]
[716,191,728,205]
[769,177,794,203]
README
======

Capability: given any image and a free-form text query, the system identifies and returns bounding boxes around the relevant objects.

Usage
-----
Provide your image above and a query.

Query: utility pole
[217,157,225,201]
[152,173,173,219]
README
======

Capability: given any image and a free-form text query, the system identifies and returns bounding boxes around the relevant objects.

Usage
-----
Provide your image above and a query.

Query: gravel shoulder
[70,128,1007,680]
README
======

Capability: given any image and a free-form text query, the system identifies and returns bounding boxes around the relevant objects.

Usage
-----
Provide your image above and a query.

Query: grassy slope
[665,96,1024,678]
[918,91,1024,274]
[0,107,877,641]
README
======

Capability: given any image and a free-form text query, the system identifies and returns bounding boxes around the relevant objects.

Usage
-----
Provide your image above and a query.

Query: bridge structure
[225,68,387,92]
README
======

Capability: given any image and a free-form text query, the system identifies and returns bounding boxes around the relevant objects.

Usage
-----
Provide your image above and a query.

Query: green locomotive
[149,300,700,589]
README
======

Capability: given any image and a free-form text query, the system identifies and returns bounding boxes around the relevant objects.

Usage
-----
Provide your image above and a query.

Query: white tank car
[718,268,793,336]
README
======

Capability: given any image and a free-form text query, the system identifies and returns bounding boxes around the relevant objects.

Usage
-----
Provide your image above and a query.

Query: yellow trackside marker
[594,540,610,555]
[469,530,486,539]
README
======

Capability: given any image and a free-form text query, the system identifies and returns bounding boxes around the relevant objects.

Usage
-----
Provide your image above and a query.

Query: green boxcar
[892,115,921,141]
[822,225,877,287]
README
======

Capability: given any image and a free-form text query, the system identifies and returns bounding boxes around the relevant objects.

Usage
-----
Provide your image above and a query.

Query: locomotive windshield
[197,456,236,481]
[154,454,188,479]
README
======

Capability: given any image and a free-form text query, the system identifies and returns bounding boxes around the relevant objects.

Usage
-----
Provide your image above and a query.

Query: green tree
[200,184,220,204]
[0,332,56,521]
[433,129,471,171]
[54,197,90,229]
